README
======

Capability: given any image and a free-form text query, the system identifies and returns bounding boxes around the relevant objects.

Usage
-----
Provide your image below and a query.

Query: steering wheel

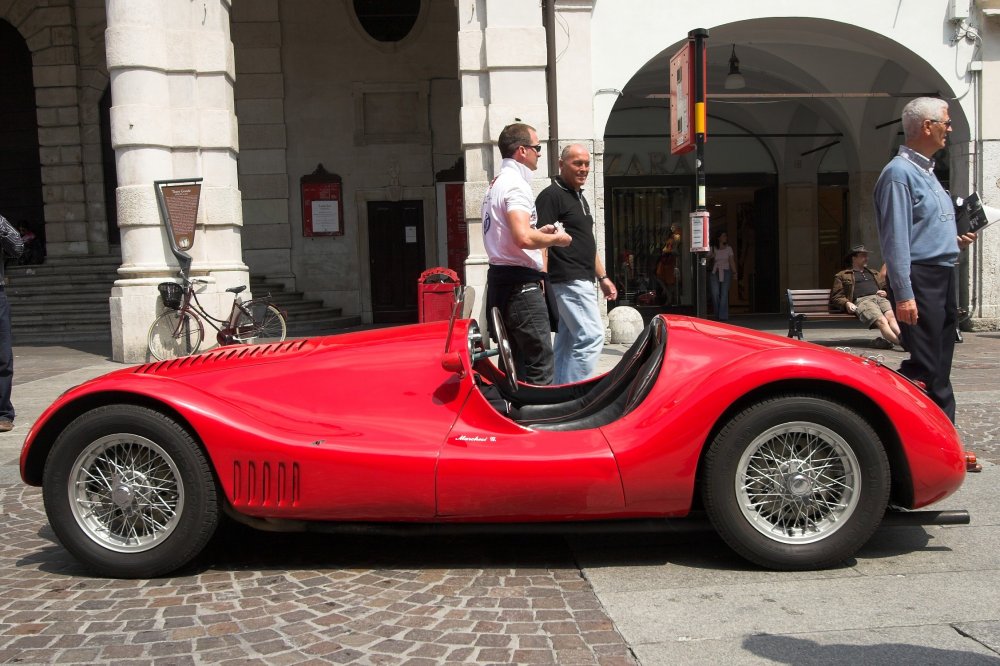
[489,306,519,395]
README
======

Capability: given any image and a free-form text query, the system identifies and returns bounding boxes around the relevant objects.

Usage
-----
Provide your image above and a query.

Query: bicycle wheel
[147,310,204,360]
[232,303,286,345]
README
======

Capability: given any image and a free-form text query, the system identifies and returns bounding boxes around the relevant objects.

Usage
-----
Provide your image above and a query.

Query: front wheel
[232,303,286,344]
[42,405,219,578]
[701,395,890,570]
[148,310,204,360]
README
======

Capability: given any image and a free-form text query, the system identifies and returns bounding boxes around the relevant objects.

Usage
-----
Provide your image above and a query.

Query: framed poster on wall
[301,163,344,237]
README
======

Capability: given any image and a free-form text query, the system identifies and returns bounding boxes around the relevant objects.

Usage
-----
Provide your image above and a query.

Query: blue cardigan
[873,146,959,301]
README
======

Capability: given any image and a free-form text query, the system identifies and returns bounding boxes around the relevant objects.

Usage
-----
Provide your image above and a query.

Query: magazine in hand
[957,192,997,235]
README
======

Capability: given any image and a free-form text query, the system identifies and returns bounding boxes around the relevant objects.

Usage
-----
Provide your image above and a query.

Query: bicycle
[147,271,287,360]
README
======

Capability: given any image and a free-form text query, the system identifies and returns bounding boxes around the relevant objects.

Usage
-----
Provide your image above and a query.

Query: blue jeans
[551,279,605,384]
[709,269,732,321]
[0,292,13,421]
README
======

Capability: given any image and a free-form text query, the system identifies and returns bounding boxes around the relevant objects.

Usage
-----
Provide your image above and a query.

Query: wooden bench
[786,288,855,339]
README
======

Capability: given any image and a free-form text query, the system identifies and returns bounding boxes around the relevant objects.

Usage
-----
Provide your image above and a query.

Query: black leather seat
[507,316,667,431]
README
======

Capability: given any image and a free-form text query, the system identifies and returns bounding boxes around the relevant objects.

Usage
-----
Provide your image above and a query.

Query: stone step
[5,262,364,344]
[12,322,112,345]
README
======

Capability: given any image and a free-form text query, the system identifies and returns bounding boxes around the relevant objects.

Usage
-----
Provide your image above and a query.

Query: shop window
[608,186,692,308]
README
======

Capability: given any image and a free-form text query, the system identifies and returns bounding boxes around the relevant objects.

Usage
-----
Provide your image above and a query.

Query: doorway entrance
[368,200,425,323]
[817,174,850,285]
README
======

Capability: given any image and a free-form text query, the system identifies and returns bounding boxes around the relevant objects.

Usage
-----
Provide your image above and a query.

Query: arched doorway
[0,19,44,255]
[596,16,969,316]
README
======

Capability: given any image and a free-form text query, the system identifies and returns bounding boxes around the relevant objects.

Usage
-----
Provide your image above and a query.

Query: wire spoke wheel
[701,395,889,570]
[737,422,859,544]
[148,310,203,360]
[232,303,286,344]
[68,434,184,552]
[43,406,219,578]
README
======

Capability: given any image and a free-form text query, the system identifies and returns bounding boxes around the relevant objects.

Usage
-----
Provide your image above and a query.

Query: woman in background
[709,232,737,321]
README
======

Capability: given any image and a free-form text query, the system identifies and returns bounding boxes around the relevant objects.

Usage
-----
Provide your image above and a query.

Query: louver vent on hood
[132,339,310,374]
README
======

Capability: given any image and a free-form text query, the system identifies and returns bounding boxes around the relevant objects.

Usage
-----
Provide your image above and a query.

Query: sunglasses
[928,119,952,128]
[521,144,542,154]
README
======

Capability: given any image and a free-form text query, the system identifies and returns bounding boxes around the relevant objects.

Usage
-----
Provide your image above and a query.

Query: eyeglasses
[928,119,952,128]
[521,144,542,154]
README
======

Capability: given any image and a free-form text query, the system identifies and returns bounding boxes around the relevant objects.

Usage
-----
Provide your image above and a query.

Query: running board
[882,509,970,526]
[222,508,970,535]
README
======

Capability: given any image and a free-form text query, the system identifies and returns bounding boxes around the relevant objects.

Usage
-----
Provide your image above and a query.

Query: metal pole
[691,28,709,318]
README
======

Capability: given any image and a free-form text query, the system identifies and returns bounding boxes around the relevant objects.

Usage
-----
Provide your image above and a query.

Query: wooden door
[368,200,424,323]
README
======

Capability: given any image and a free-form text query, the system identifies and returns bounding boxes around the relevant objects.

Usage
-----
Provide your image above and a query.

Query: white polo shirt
[482,158,542,270]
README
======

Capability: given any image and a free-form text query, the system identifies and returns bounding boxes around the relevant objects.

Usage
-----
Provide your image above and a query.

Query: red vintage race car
[20,296,972,578]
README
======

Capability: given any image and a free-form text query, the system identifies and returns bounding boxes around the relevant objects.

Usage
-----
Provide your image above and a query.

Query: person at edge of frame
[0,214,25,432]
[873,97,977,423]
[536,143,617,385]
[482,122,572,385]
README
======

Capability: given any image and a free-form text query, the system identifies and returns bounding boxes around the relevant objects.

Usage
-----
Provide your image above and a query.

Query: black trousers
[504,283,555,385]
[889,264,958,422]
[0,291,13,421]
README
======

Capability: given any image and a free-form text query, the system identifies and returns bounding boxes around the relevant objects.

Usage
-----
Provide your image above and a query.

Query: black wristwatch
[598,275,608,282]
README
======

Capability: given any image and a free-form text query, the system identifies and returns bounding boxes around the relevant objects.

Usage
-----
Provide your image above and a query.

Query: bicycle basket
[158,282,184,310]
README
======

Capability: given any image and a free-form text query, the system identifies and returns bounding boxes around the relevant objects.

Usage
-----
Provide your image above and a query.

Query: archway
[0,19,44,255]
[600,16,966,315]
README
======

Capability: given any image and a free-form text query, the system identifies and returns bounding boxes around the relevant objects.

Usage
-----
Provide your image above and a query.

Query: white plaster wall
[589,2,979,139]
[274,0,459,319]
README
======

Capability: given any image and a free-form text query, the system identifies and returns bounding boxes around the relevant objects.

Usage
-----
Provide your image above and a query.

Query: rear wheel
[42,405,218,578]
[232,303,286,344]
[701,395,890,570]
[148,310,204,360]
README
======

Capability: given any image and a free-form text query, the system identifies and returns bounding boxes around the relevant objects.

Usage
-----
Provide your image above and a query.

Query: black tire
[147,309,204,360]
[232,303,286,344]
[42,405,218,578]
[701,394,890,570]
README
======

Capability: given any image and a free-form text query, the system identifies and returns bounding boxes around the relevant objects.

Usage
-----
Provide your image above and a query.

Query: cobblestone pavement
[0,487,637,665]
[1,324,996,664]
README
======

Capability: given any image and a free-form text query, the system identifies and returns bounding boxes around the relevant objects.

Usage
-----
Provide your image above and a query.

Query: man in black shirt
[536,144,617,384]
[830,244,901,348]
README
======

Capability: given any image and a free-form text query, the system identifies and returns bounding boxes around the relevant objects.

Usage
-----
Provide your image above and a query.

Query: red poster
[301,165,344,237]
[670,43,695,155]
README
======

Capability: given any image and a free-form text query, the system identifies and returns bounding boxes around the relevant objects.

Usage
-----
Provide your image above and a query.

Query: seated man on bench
[830,244,902,350]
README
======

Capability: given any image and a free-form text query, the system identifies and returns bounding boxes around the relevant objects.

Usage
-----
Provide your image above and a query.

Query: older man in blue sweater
[874,97,976,422]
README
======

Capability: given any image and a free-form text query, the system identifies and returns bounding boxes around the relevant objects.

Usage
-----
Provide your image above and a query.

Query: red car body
[19,315,969,575]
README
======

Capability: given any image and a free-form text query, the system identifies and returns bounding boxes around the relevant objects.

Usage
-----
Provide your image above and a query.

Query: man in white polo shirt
[483,123,572,385]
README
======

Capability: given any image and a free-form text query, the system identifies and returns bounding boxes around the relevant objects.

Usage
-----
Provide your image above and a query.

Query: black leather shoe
[872,337,894,350]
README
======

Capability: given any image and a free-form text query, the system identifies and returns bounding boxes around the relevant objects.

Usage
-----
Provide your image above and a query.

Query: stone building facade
[1,0,997,362]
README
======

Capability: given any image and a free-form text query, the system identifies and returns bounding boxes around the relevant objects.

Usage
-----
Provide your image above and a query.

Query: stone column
[550,0,608,328]
[106,0,247,362]
[458,0,549,323]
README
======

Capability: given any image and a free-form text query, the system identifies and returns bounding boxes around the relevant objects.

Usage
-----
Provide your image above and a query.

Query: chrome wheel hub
[779,461,814,497]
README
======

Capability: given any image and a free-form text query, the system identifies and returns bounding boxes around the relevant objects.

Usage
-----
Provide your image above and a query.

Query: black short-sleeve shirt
[535,177,597,283]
